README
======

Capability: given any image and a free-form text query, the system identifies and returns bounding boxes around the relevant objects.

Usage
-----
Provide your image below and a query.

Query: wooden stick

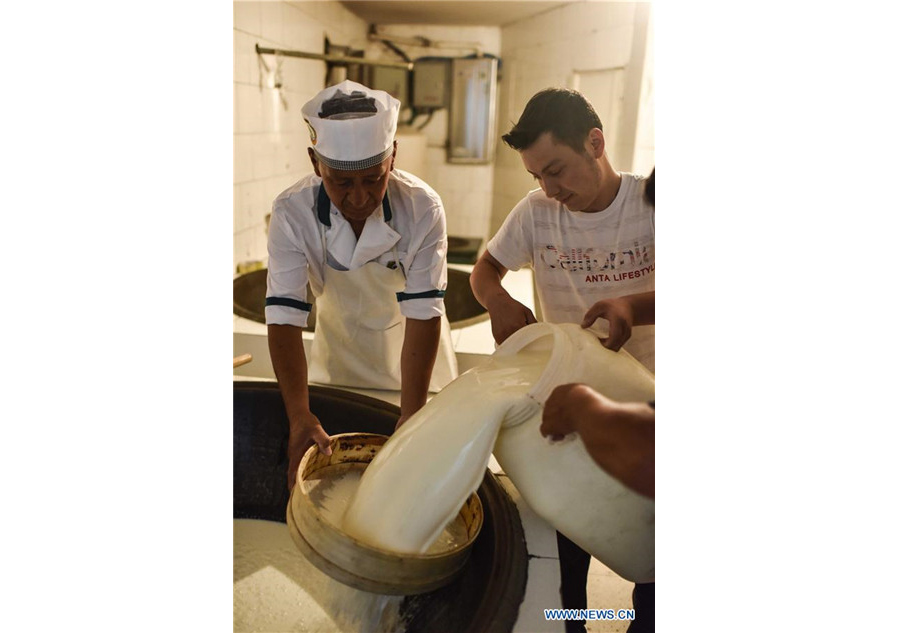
[233,354,253,368]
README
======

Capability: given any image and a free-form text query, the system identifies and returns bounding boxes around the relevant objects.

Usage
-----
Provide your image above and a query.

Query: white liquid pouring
[341,350,549,554]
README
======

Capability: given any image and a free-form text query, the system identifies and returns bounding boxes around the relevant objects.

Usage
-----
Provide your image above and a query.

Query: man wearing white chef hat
[266,80,458,488]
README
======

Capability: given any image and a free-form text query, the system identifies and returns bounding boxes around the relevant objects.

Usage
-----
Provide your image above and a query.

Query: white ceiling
[338,1,572,27]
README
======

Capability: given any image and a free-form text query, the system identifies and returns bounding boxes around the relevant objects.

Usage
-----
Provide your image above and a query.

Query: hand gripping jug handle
[491,322,656,583]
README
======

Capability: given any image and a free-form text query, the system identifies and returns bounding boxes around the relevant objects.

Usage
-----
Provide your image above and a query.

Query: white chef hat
[301,80,401,171]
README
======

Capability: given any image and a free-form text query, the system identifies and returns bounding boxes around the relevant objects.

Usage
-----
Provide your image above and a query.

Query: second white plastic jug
[492,322,656,583]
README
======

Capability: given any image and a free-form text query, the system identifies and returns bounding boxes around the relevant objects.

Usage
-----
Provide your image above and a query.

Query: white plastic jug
[492,322,656,583]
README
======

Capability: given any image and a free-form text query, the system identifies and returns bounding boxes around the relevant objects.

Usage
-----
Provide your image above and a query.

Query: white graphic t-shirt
[487,173,655,372]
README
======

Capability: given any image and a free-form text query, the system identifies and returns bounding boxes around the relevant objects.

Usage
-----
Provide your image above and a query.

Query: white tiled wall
[490,2,655,237]
[233,3,653,270]
[233,1,369,273]
[364,24,502,242]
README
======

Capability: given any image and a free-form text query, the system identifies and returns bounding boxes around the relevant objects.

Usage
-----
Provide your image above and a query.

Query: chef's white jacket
[265,169,450,327]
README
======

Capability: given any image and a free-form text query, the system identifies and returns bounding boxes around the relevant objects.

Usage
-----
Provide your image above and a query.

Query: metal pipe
[368,26,483,57]
[255,44,413,70]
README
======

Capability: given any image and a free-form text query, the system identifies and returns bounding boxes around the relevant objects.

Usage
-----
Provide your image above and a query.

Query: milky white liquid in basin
[233,519,405,632]
[341,350,549,554]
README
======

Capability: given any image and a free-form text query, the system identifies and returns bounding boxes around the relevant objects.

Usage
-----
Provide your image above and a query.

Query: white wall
[364,25,502,242]
[233,2,653,270]
[631,6,655,177]
[233,1,369,273]
[491,1,655,237]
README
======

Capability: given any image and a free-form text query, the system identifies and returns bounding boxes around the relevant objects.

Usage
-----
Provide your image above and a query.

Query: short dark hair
[502,88,603,153]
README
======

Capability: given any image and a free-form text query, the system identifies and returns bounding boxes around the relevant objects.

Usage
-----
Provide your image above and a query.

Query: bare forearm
[400,316,441,417]
[625,291,655,327]
[576,397,655,498]
[472,251,537,344]
[470,252,510,310]
[268,324,331,487]
[542,384,655,498]
[267,324,312,426]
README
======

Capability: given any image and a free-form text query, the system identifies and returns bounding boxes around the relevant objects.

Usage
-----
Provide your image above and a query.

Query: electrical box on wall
[412,59,451,109]
[448,57,498,164]
[364,66,409,107]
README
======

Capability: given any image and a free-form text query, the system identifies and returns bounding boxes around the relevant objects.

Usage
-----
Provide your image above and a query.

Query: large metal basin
[233,381,527,632]
[447,236,482,264]
[233,267,488,330]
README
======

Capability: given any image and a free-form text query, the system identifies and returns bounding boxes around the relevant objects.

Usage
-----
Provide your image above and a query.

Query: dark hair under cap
[502,88,603,154]
[319,90,377,119]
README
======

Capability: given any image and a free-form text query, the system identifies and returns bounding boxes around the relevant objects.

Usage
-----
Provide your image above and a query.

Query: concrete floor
[586,559,635,633]
[492,470,642,633]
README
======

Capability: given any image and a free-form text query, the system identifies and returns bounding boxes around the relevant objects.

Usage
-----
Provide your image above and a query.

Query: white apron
[307,188,457,392]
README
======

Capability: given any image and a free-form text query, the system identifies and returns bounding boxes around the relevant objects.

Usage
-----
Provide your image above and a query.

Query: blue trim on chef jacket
[265,297,312,311]
[316,184,392,227]
[396,289,446,302]
[316,184,332,226]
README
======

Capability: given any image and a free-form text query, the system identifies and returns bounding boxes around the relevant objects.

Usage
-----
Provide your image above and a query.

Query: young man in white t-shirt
[470,88,654,633]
